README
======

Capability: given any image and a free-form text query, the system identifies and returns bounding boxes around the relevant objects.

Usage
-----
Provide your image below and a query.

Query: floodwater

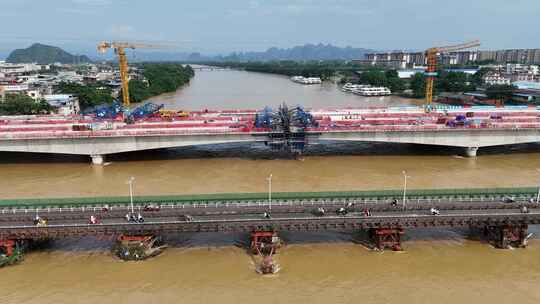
[2,68,540,304]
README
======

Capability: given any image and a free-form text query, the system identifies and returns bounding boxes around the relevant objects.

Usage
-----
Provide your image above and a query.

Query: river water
[2,68,540,304]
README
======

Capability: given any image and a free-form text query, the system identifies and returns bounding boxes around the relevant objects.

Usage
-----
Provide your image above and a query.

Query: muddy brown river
[1,68,540,304]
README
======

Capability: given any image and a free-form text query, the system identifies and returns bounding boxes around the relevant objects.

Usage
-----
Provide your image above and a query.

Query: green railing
[0,187,537,208]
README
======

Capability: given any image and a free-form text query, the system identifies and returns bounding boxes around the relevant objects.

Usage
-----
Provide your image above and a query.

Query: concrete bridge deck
[1,105,540,162]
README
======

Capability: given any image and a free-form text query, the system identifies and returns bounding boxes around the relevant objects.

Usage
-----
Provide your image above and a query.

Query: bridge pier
[90,154,105,165]
[250,231,281,255]
[112,235,167,261]
[484,224,529,249]
[464,147,479,157]
[0,240,23,267]
[369,228,404,251]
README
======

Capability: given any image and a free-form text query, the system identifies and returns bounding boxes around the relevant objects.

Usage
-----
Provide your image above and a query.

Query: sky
[0,0,538,56]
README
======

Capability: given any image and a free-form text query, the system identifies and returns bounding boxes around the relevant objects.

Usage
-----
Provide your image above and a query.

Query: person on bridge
[89,215,98,224]
[391,199,398,207]
[263,212,271,219]
[430,207,440,215]
[336,207,347,216]
[137,213,144,223]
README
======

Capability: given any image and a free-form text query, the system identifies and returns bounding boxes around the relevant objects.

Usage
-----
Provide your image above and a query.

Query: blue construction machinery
[255,103,319,155]
[254,106,274,128]
[83,101,124,119]
[127,102,164,121]
[84,101,163,122]
[291,106,318,128]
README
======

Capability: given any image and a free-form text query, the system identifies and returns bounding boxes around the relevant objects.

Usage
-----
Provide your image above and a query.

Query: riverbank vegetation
[406,71,479,98]
[209,61,360,80]
[0,94,53,115]
[56,82,114,109]
[127,63,194,103]
[57,63,194,110]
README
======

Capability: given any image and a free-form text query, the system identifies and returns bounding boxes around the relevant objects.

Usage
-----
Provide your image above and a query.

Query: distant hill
[213,43,374,62]
[6,43,92,64]
[132,43,375,62]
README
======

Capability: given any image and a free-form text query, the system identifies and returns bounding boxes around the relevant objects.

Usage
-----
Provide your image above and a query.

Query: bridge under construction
[2,104,540,163]
[1,187,539,270]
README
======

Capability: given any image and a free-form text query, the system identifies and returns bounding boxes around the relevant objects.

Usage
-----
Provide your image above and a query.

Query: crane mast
[97,41,163,106]
[424,40,481,107]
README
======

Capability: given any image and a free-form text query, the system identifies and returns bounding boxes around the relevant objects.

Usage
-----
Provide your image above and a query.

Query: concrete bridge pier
[483,224,529,249]
[112,235,167,260]
[90,154,105,165]
[250,231,281,255]
[464,147,479,157]
[0,240,23,266]
[368,227,404,251]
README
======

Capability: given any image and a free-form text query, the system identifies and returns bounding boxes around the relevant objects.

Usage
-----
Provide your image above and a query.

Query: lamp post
[402,171,410,210]
[127,176,135,214]
[267,174,273,210]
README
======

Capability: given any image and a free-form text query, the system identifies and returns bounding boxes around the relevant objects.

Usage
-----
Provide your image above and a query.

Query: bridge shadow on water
[1,141,540,164]
[36,226,540,254]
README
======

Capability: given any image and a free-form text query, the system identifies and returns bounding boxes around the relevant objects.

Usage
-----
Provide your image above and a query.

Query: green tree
[437,71,470,92]
[384,70,406,93]
[126,80,151,103]
[485,84,516,102]
[56,82,113,109]
[125,63,194,102]
[360,70,387,86]
[0,94,53,115]
[410,73,426,98]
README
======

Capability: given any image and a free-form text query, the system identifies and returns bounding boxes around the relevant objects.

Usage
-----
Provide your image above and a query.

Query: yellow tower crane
[424,40,481,107]
[97,41,163,106]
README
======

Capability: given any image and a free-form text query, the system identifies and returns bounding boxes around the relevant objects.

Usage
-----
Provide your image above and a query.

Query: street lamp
[127,176,135,214]
[402,171,410,210]
[266,174,273,210]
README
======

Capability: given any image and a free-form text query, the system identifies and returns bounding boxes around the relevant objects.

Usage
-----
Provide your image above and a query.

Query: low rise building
[43,94,80,115]
[483,72,511,85]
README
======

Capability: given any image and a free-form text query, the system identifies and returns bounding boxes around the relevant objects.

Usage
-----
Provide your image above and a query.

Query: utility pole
[127,176,135,214]
[267,174,273,210]
[402,171,410,210]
